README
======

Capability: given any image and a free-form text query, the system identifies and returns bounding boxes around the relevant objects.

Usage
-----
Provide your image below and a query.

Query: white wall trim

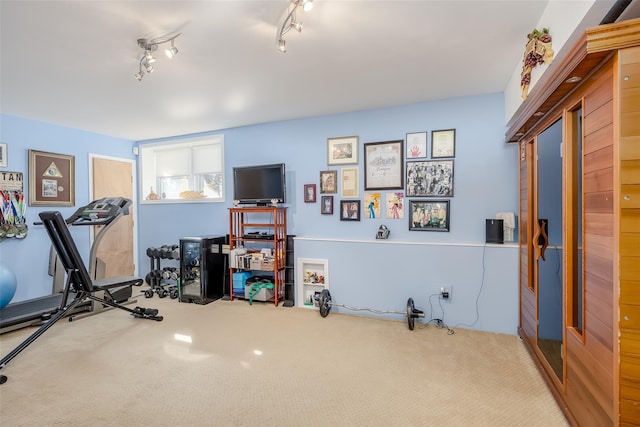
[293,236,518,249]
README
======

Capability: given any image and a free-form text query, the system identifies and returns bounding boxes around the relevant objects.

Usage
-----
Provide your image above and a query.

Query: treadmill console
[67,197,132,226]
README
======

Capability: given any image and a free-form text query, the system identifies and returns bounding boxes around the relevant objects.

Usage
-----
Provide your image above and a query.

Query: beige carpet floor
[0,291,569,426]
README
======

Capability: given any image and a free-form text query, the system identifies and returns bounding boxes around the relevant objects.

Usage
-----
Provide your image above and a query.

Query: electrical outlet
[440,286,452,300]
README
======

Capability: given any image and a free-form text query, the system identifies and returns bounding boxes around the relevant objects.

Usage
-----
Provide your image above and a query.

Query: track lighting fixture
[276,0,314,53]
[134,33,181,81]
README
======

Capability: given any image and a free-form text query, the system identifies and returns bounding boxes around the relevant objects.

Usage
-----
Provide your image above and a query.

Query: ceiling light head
[301,0,314,12]
[145,64,154,73]
[278,39,287,53]
[166,46,178,58]
[144,51,156,64]
[290,21,303,32]
[165,40,178,58]
[134,72,143,81]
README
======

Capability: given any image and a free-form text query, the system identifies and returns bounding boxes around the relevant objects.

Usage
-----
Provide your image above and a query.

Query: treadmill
[0,197,134,334]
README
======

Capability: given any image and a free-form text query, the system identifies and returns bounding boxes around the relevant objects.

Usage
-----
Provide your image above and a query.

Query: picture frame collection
[305,129,456,231]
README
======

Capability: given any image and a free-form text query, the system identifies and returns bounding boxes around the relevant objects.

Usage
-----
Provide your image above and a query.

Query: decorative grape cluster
[520,28,553,99]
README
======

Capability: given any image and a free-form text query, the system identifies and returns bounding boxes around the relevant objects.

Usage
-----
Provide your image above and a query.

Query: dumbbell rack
[145,245,180,299]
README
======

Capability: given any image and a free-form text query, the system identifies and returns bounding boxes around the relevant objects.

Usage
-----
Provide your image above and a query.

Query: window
[139,135,224,203]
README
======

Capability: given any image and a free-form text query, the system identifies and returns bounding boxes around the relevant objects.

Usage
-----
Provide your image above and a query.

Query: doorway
[89,155,137,277]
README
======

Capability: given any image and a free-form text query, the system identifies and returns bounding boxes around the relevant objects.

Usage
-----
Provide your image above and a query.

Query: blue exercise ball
[0,263,17,310]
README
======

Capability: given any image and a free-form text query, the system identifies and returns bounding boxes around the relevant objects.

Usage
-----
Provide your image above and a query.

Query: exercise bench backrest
[39,211,94,294]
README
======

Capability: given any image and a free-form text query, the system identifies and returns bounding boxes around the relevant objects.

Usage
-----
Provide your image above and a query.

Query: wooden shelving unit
[228,206,287,306]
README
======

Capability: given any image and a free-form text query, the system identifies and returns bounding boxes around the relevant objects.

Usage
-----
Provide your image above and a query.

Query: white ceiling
[0,1,626,142]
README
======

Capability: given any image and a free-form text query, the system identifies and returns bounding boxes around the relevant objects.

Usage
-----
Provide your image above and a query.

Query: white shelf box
[296,258,329,308]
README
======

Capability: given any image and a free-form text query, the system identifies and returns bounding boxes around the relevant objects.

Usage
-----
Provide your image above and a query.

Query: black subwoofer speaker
[486,219,504,244]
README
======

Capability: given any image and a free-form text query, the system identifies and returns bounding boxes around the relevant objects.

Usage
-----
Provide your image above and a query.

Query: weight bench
[0,211,162,384]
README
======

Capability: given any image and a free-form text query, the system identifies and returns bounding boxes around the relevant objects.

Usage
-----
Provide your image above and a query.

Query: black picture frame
[340,200,360,221]
[431,129,456,158]
[409,200,450,232]
[406,160,454,197]
[321,195,333,214]
[363,140,403,190]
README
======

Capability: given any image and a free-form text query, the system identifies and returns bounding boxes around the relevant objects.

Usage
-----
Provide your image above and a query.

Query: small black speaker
[486,219,504,244]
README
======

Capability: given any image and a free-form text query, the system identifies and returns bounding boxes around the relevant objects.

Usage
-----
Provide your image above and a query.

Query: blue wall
[1,93,519,334]
[0,114,135,302]
[136,92,521,334]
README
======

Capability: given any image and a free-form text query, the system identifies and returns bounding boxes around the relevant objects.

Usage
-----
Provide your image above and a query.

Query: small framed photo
[28,149,75,206]
[431,129,456,158]
[406,160,454,197]
[321,195,333,214]
[0,143,7,167]
[304,184,316,202]
[327,136,359,166]
[340,167,359,198]
[409,200,450,232]
[320,170,338,194]
[340,200,361,221]
[406,132,427,159]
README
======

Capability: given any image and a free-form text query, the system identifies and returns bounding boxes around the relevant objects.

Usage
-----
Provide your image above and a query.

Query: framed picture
[340,167,359,198]
[327,136,359,165]
[406,132,427,159]
[364,140,403,190]
[319,170,338,194]
[385,192,405,219]
[304,184,316,202]
[0,143,7,167]
[364,192,380,219]
[409,200,450,232]
[28,149,75,206]
[321,195,333,214]
[406,160,454,197]
[431,129,456,158]
[340,200,360,221]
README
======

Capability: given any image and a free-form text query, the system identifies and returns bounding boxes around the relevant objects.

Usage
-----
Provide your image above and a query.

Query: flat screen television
[233,163,286,205]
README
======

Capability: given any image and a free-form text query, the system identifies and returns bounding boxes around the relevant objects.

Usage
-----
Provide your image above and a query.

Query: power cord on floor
[416,293,455,335]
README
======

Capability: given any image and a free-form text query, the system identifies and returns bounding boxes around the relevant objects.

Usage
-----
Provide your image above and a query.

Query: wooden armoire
[506,18,640,426]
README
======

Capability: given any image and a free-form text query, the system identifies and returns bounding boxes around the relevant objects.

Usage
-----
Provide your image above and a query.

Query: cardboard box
[249,253,264,270]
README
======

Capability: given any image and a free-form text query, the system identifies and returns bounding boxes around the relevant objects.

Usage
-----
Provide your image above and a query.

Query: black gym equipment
[0,210,162,384]
[145,245,180,299]
[317,289,425,330]
[0,197,137,334]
